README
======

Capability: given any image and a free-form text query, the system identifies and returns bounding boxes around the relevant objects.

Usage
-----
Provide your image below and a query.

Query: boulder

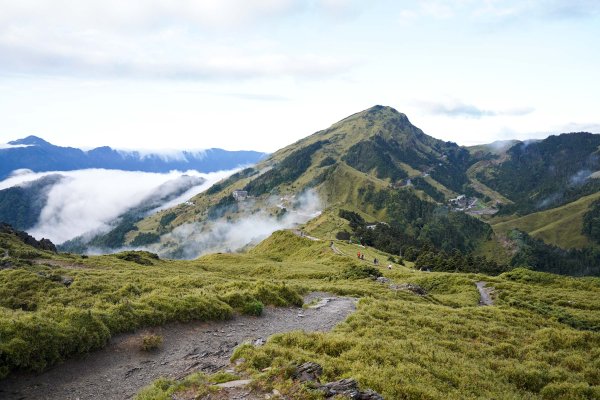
[389,283,427,296]
[292,362,384,399]
[319,378,384,399]
[293,362,323,383]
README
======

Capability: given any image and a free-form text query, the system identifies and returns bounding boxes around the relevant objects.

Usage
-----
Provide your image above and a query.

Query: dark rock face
[293,362,323,383]
[292,363,384,399]
[0,223,57,252]
[319,378,384,399]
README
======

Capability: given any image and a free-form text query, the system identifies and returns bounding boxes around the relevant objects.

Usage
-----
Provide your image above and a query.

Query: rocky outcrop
[0,223,57,252]
[389,283,427,296]
[319,379,384,399]
[292,362,384,399]
[293,362,323,383]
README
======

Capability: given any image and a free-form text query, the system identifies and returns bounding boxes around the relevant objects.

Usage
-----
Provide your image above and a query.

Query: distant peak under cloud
[416,99,534,119]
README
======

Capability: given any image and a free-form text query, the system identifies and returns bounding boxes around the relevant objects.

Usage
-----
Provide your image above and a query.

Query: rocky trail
[0,293,356,400]
[476,281,494,306]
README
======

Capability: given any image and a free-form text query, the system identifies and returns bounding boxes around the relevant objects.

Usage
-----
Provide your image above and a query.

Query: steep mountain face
[0,136,266,180]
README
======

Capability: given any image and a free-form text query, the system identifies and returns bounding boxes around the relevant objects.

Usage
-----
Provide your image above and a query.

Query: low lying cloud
[155,190,322,259]
[417,99,534,119]
[0,168,237,243]
[0,143,33,149]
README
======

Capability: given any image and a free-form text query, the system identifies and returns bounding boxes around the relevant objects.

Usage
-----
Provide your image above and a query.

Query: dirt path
[291,229,321,241]
[476,281,494,306]
[330,242,344,255]
[33,259,90,270]
[0,293,356,400]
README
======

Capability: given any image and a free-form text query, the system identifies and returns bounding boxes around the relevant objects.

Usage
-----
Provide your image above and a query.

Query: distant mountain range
[0,135,267,180]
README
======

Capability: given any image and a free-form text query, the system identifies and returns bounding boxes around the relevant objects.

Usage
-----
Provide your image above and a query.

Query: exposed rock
[376,277,391,284]
[389,283,427,296]
[359,389,385,399]
[61,276,74,287]
[293,362,323,383]
[318,378,384,399]
[215,379,252,388]
[319,378,359,396]
[292,363,384,399]
[0,223,57,253]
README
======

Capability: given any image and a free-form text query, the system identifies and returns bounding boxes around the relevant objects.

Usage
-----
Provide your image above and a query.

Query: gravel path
[0,293,356,400]
[476,281,494,306]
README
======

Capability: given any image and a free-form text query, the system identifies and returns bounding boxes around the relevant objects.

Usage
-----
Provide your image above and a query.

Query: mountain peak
[333,105,412,132]
[9,135,52,147]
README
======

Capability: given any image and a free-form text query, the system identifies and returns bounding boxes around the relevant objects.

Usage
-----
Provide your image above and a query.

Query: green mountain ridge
[80,105,600,275]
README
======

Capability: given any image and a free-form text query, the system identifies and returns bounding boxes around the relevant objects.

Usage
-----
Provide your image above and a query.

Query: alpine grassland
[126,231,600,400]
[2,229,600,399]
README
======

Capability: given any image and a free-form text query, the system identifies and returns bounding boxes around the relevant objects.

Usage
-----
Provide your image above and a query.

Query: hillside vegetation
[476,132,600,215]
[492,191,600,249]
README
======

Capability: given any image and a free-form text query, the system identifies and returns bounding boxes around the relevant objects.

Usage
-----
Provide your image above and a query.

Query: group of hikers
[357,251,379,265]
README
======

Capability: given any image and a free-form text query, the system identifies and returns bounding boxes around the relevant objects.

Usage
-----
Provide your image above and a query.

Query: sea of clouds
[0,168,237,243]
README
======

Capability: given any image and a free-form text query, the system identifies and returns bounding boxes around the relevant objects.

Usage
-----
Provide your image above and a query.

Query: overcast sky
[0,0,599,152]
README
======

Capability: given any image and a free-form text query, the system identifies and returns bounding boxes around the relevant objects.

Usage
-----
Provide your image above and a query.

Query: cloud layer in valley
[0,168,237,243]
[155,190,322,259]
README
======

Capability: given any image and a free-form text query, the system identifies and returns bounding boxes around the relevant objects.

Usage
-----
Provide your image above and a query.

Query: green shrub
[541,382,600,400]
[342,264,382,280]
[140,334,163,351]
[242,300,264,316]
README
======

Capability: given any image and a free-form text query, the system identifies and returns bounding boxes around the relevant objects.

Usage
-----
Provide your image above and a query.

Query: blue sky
[0,0,599,152]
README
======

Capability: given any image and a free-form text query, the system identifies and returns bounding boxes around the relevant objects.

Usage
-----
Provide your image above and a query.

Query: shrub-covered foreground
[1,230,600,399]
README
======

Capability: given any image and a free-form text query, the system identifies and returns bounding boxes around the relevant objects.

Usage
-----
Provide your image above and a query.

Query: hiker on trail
[374,258,378,265]
[361,254,364,260]
[387,264,392,270]
[357,251,361,259]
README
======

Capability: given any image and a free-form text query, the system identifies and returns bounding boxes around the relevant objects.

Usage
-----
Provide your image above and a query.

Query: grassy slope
[491,191,600,249]
[141,232,600,400]
[2,231,599,400]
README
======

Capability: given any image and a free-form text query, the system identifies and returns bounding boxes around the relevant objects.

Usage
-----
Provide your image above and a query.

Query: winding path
[0,293,356,400]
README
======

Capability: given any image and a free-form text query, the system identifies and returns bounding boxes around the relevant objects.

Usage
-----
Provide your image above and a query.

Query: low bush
[342,264,382,279]
[140,334,163,351]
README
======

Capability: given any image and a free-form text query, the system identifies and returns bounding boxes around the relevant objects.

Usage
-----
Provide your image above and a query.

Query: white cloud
[555,122,600,133]
[397,0,600,22]
[0,0,354,80]
[0,168,237,243]
[415,99,534,119]
[157,190,322,259]
[0,143,32,149]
